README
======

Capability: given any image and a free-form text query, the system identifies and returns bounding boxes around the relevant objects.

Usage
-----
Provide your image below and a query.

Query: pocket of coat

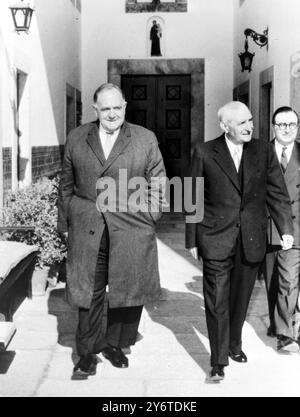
[199,218,216,228]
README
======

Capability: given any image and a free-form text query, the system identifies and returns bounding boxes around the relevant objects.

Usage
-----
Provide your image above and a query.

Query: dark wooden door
[122,75,191,179]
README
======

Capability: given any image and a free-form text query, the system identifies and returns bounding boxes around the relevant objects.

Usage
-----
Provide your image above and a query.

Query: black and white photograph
[0,0,300,400]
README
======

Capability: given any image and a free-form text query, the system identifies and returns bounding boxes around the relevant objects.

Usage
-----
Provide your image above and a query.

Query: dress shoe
[209,365,225,382]
[72,354,98,380]
[267,325,277,338]
[102,345,128,368]
[229,350,247,363]
[277,335,299,353]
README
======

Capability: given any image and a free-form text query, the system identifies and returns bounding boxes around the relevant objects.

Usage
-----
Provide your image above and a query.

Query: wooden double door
[122,75,191,179]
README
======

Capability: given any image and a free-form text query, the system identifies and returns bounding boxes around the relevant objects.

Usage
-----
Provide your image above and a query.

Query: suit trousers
[265,245,300,339]
[202,233,260,366]
[76,226,143,356]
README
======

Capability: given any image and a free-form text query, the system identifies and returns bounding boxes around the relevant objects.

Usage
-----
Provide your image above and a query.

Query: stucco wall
[0,0,81,189]
[82,0,234,142]
[0,0,81,149]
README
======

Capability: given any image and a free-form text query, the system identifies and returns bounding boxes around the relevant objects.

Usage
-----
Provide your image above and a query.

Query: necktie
[102,131,114,159]
[281,146,288,173]
[232,148,241,172]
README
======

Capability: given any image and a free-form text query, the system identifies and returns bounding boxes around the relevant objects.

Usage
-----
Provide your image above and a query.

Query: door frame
[259,66,274,142]
[108,59,205,159]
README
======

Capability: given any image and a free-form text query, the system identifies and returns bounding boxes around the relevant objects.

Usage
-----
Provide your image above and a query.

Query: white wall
[0,0,81,189]
[82,0,235,141]
[234,0,300,138]
[0,0,81,149]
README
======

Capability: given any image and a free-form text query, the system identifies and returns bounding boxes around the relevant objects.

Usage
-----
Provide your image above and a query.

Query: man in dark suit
[58,83,166,379]
[265,106,300,353]
[186,101,294,382]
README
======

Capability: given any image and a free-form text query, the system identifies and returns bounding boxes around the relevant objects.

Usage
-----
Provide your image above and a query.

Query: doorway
[259,67,274,142]
[122,74,191,180]
[16,70,30,188]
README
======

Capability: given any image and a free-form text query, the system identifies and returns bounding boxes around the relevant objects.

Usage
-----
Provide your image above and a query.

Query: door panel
[156,76,190,179]
[122,76,156,131]
[122,75,191,180]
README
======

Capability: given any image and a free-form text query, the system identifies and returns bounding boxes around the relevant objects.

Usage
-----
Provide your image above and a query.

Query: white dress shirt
[99,125,120,159]
[274,139,294,165]
[225,135,244,172]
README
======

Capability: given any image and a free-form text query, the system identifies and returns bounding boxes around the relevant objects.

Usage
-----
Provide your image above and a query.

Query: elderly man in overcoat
[58,83,166,379]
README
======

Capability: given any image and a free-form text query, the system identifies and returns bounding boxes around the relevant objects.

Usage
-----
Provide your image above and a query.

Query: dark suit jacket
[186,135,293,263]
[268,140,300,247]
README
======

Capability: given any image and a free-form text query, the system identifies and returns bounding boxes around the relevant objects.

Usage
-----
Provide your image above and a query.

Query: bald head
[218,101,254,145]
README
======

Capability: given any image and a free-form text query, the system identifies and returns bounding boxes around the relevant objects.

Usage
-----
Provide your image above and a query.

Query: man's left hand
[281,234,294,250]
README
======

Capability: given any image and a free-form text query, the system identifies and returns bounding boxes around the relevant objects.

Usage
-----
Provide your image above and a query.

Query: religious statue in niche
[150,20,162,56]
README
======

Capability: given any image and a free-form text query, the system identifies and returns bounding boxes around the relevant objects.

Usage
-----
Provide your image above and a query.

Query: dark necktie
[281,146,288,173]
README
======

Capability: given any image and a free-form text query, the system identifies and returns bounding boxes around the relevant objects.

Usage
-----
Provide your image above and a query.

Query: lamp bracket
[244,27,268,49]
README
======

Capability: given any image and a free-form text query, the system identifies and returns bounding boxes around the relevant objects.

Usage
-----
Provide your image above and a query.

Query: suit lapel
[285,141,300,187]
[101,122,132,175]
[86,121,105,166]
[213,135,241,193]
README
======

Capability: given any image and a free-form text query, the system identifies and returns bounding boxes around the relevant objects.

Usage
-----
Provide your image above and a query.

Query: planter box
[0,322,16,352]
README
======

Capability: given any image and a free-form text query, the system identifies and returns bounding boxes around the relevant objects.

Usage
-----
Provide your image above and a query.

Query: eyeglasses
[273,122,299,131]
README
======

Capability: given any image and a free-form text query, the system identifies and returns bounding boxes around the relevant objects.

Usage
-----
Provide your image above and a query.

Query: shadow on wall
[33,0,81,146]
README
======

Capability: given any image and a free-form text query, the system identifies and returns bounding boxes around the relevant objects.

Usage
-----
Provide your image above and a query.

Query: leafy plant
[0,176,67,269]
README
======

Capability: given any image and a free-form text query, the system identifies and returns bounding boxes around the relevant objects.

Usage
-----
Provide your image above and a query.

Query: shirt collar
[274,139,295,151]
[99,123,120,137]
[225,134,244,154]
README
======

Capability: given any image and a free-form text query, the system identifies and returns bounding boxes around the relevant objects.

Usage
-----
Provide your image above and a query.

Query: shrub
[0,176,67,270]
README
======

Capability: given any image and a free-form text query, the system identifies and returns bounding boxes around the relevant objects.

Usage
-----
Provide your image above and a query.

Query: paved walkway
[0,213,300,397]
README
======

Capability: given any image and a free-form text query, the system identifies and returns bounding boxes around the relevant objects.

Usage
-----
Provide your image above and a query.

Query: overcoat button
[89,231,95,235]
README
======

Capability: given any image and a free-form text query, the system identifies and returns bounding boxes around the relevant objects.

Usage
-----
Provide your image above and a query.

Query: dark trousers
[203,234,260,366]
[265,245,300,338]
[76,227,143,356]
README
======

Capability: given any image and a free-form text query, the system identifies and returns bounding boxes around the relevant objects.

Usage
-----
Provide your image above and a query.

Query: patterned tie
[232,148,241,172]
[281,146,288,173]
[102,131,114,159]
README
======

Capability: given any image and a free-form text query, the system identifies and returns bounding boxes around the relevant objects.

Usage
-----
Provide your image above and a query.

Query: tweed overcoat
[57,121,166,309]
[268,140,300,247]
[186,135,293,262]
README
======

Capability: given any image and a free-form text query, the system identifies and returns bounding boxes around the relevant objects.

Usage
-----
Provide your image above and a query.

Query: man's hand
[189,247,198,260]
[63,232,68,240]
[281,234,294,250]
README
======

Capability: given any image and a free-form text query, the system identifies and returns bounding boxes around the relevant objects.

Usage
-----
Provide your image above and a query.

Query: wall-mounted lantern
[239,28,268,72]
[9,0,35,34]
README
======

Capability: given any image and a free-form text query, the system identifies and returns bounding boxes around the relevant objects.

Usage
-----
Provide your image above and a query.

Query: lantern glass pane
[24,10,33,28]
[14,9,26,28]
[244,56,251,68]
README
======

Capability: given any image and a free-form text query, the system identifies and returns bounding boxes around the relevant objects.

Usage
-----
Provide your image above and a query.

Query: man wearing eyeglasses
[265,106,300,353]
[58,83,166,379]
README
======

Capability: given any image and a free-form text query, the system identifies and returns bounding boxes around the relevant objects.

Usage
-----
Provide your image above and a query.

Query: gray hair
[218,101,250,124]
[93,83,126,103]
